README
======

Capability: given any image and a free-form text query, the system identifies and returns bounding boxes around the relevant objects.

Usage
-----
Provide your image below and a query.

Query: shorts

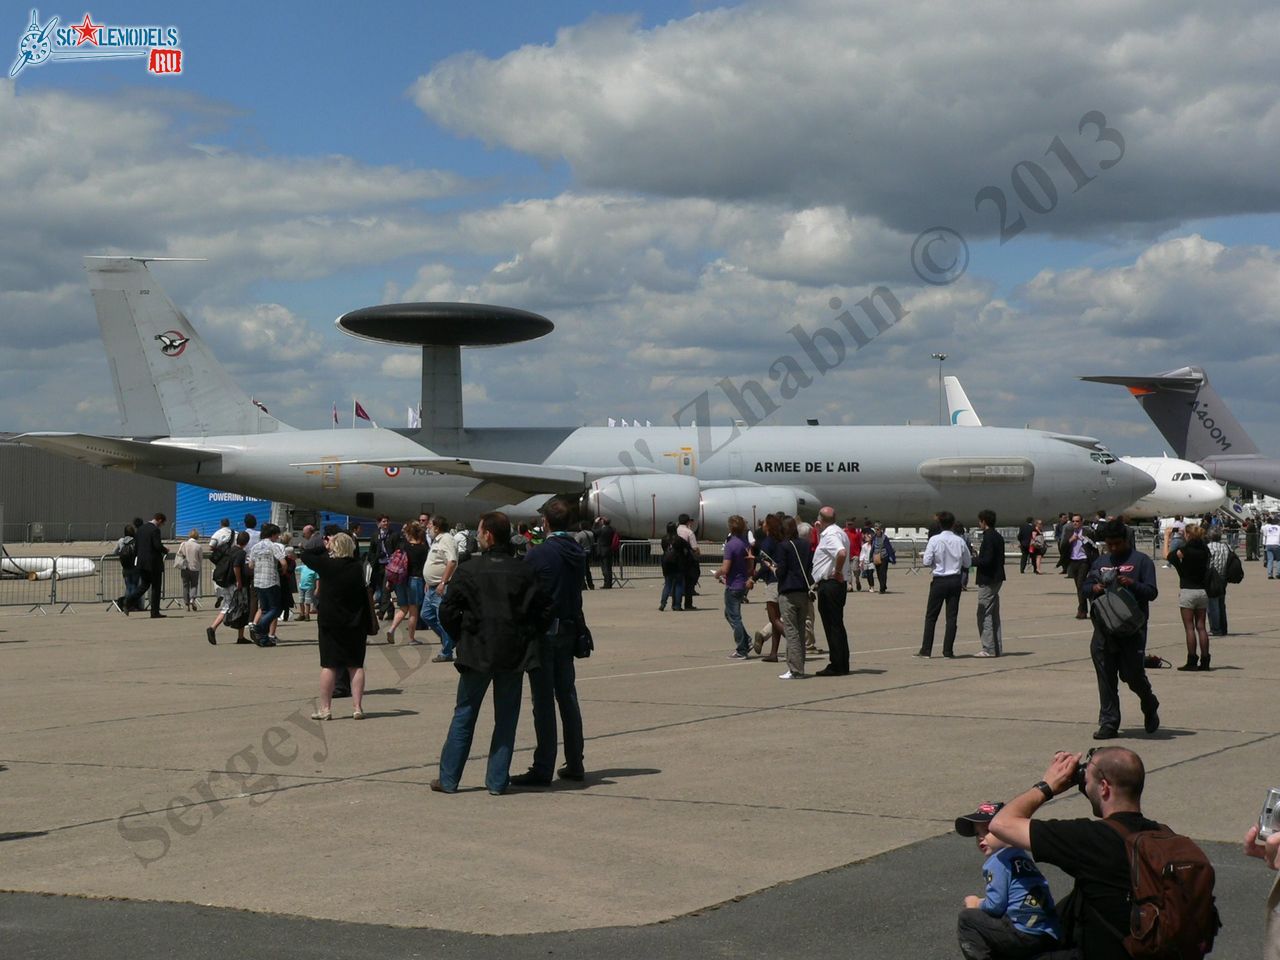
[760,581,779,603]
[396,577,425,608]
[1178,588,1208,610]
[299,586,314,606]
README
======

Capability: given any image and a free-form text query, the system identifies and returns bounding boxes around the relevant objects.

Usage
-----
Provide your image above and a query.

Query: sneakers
[385,629,395,644]
[728,652,750,660]
[431,654,453,663]
[1092,727,1119,740]
[206,627,217,646]
[913,652,930,659]
[752,632,765,656]
[778,670,804,679]
[974,651,996,658]
[310,709,332,721]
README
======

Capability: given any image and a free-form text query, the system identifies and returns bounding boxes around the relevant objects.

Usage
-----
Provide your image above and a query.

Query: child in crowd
[954,801,1061,960]
[297,558,317,621]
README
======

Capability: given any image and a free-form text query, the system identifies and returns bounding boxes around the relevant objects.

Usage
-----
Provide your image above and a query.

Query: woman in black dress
[301,532,371,720]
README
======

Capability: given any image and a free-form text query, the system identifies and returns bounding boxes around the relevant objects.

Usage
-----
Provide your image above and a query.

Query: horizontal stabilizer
[17,432,221,470]
[1081,365,1258,459]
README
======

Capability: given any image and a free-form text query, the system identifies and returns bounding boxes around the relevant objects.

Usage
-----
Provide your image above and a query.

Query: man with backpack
[1082,519,1161,741]
[990,747,1219,960]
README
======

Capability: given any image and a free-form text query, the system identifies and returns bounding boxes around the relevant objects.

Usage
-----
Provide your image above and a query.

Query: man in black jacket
[135,512,170,618]
[595,516,616,589]
[511,497,588,786]
[1017,517,1034,574]
[974,509,1006,657]
[432,512,553,796]
[1083,519,1160,739]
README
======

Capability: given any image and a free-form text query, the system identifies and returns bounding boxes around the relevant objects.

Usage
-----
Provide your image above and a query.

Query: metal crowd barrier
[0,552,225,614]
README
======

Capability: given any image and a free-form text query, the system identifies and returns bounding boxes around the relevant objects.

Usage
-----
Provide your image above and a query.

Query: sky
[3,0,1279,456]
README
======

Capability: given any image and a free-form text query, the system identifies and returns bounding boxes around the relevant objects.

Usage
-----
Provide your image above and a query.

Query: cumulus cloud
[413,0,1280,237]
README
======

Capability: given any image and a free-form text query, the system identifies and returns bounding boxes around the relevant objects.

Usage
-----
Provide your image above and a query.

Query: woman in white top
[176,529,204,611]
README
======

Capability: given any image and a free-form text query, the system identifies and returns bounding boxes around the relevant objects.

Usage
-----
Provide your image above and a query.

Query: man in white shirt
[676,513,701,611]
[917,510,969,658]
[209,518,233,553]
[1263,515,1280,580]
[246,522,287,647]
[812,506,851,676]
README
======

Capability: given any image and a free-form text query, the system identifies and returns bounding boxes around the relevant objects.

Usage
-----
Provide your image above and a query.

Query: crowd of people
[100,498,1280,954]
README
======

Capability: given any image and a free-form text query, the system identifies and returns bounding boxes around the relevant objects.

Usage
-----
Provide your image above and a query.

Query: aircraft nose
[1116,460,1157,504]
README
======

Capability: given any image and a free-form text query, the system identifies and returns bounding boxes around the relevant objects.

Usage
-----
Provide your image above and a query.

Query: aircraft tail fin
[85,257,293,437]
[943,376,982,426]
[1080,366,1258,460]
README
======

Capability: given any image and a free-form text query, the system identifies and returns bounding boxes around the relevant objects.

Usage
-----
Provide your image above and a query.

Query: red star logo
[72,13,102,46]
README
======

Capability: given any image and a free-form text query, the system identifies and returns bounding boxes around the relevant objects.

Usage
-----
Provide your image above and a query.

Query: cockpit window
[1191,473,1208,480]
[1090,451,1117,464]
[1172,473,1184,481]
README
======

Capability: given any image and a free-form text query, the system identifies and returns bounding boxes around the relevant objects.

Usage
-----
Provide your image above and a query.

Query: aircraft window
[1090,452,1117,464]
[1191,473,1208,480]
[1172,473,1184,481]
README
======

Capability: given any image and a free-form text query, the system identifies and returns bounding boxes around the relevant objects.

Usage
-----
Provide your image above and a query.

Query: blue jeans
[724,587,749,655]
[437,668,523,794]
[1267,545,1280,578]
[422,584,454,656]
[1207,594,1228,635]
[254,584,282,633]
[529,629,584,778]
[660,573,683,610]
[122,568,143,608]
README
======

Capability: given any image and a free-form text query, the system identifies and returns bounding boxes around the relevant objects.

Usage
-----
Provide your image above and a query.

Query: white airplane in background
[0,555,96,580]
[14,258,1155,538]
[943,376,1227,520]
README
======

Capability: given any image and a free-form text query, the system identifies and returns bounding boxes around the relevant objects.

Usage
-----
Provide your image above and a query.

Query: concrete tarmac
[1,557,1276,958]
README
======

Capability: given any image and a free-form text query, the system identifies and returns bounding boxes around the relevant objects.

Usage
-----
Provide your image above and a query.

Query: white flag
[607,418,616,427]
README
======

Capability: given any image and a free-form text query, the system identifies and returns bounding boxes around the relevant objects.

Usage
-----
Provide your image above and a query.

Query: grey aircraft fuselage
[144,423,1154,530]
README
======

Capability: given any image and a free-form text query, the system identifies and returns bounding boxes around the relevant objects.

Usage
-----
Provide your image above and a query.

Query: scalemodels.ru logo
[9,9,182,79]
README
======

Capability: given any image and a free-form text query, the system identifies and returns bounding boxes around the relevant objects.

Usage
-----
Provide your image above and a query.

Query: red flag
[354,401,372,422]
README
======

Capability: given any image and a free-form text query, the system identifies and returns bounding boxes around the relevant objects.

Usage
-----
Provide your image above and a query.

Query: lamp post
[931,352,948,425]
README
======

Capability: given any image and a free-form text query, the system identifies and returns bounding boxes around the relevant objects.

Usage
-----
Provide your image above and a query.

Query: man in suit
[974,510,1006,657]
[135,512,170,618]
[1017,517,1034,574]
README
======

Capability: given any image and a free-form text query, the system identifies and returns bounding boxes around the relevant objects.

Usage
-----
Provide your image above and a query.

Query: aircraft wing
[290,456,651,494]
[16,432,221,469]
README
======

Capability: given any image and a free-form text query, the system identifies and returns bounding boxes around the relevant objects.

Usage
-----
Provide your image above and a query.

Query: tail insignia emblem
[154,330,189,357]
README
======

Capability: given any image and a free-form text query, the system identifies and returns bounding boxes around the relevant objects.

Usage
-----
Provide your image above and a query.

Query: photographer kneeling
[988,748,1158,960]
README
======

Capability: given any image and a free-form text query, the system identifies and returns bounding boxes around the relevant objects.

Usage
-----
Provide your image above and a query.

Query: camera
[1258,788,1280,842]
[1070,747,1097,796]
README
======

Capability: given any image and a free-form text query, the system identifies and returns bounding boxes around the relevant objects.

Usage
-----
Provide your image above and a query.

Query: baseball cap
[954,801,1004,836]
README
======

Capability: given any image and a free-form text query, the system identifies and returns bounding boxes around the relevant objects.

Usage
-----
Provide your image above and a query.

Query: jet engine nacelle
[698,485,817,540]
[584,473,702,539]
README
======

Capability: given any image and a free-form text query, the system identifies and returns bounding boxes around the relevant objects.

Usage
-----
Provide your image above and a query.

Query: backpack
[212,548,238,588]
[1102,820,1221,960]
[118,537,136,568]
[384,547,409,586]
[1090,585,1146,639]
[1224,550,1244,584]
[1204,566,1225,599]
[611,530,621,554]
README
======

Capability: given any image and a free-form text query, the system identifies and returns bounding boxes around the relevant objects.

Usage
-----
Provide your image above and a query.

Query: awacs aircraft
[943,376,1226,520]
[18,258,1154,537]
[1082,366,1280,500]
